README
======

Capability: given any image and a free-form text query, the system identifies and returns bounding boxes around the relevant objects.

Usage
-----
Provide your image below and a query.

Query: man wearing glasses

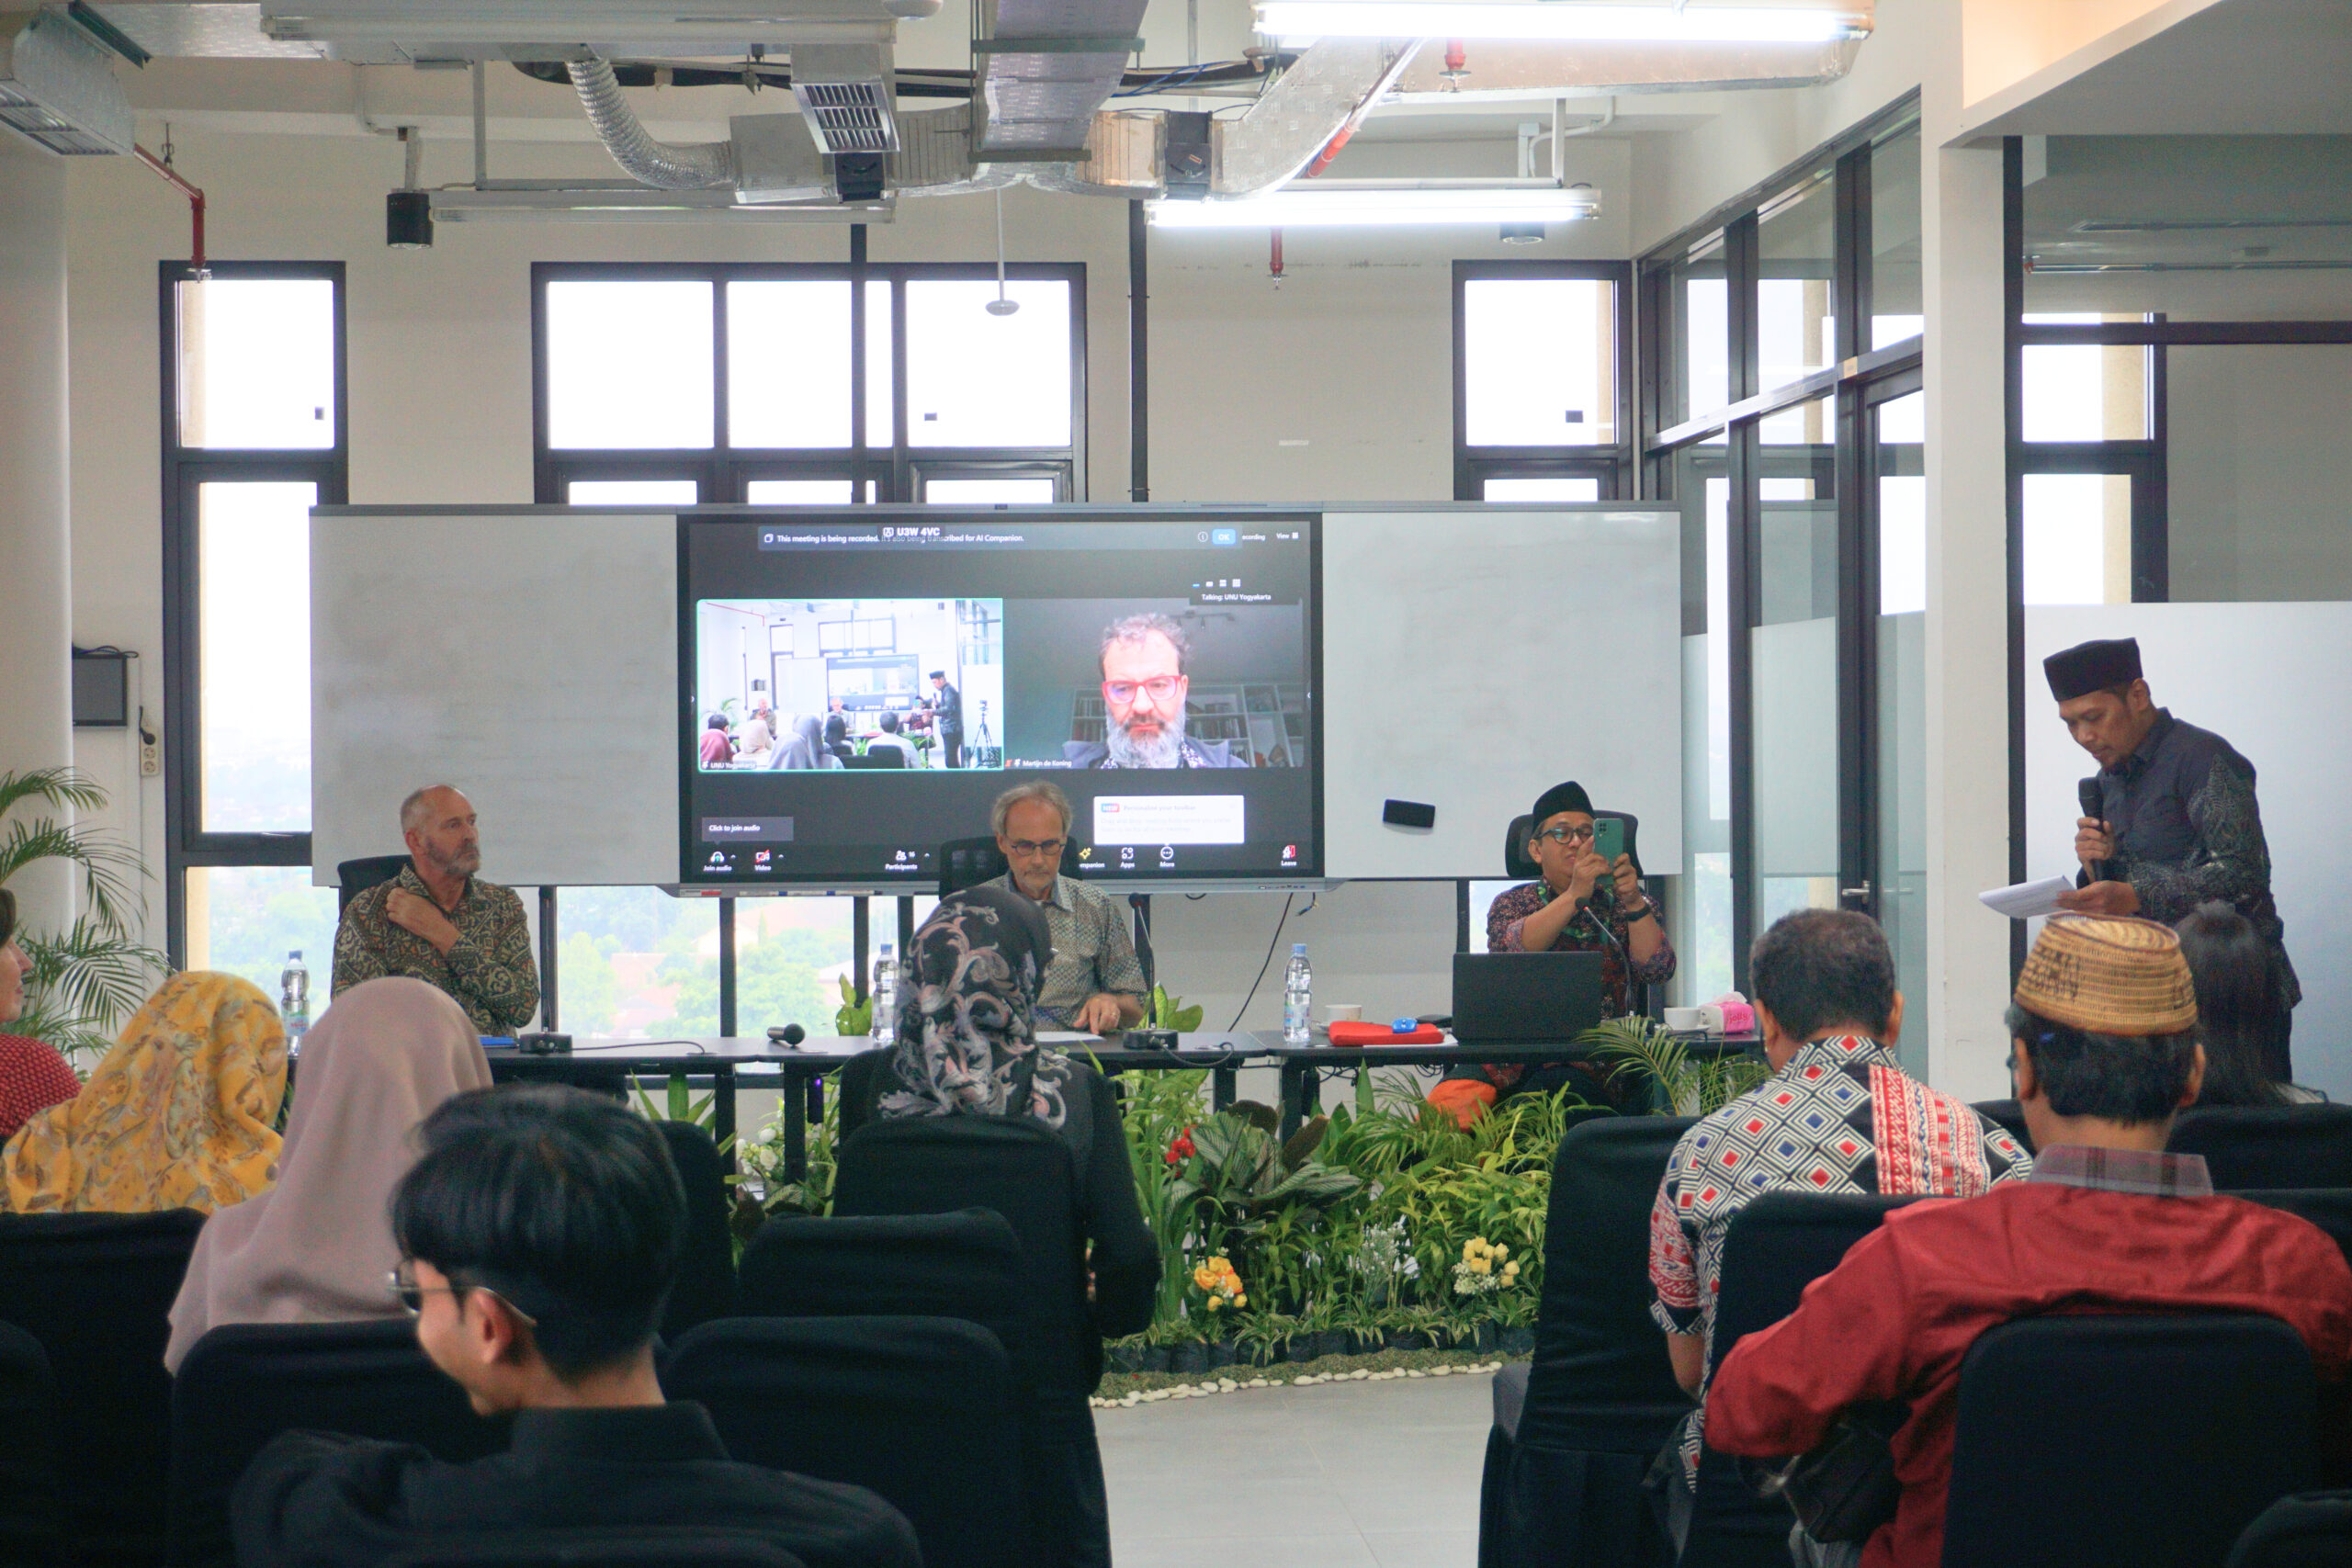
[989,782,1147,1035]
[1430,780,1677,1125]
[1063,612,1251,769]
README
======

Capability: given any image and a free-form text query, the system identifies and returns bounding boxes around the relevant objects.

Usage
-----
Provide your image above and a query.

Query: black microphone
[2077,777,2109,883]
[765,1022,807,1048]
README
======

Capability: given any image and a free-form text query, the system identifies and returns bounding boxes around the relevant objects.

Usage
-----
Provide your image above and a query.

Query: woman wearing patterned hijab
[2,970,288,1214]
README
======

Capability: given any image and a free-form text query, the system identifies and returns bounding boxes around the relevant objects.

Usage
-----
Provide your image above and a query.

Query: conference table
[486,1027,1763,1178]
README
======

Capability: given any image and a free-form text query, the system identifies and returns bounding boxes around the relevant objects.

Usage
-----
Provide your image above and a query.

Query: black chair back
[843,751,903,770]
[831,1118,1090,1392]
[1945,1314,2317,1568]
[336,853,413,914]
[1503,810,1642,882]
[2173,1104,2352,1190]
[1681,1192,1918,1568]
[0,1209,201,1567]
[667,1316,1022,1568]
[0,1318,59,1568]
[1969,1099,2032,1151]
[937,836,1084,898]
[384,1529,805,1567]
[1519,1114,1697,1450]
[168,1319,505,1568]
[738,1209,1023,1359]
[652,1121,737,1340]
[2227,1490,2352,1568]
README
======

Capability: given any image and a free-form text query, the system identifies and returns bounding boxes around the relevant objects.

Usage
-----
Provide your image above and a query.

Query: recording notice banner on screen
[677,512,1322,889]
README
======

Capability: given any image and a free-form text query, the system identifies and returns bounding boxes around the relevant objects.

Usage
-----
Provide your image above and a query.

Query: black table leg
[784,1066,809,1182]
[1279,1061,1306,1141]
[713,1065,737,1169]
[1212,1063,1238,1111]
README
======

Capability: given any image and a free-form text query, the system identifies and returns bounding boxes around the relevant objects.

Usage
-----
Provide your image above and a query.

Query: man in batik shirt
[2047,635,2300,1077]
[1645,909,2030,1541]
[333,785,538,1036]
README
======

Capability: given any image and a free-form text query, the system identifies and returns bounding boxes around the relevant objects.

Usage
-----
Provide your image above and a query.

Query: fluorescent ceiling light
[1150,186,1600,228]
[1254,2,1868,42]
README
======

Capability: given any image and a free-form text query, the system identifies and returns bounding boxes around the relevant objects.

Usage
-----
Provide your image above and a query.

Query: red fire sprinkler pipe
[134,144,207,276]
[1270,228,1283,282]
[1304,40,1423,178]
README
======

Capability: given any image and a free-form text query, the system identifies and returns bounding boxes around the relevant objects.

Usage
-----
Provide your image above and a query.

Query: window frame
[531,260,1089,504]
[1452,259,1636,501]
[159,259,351,964]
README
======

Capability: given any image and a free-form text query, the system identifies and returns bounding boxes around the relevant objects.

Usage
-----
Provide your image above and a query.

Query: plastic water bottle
[871,943,898,1044]
[1283,942,1312,1044]
[279,950,310,1051]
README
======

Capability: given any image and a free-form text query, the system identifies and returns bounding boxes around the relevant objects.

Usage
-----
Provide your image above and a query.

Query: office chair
[337,853,413,914]
[935,837,1083,898]
[1502,810,1643,882]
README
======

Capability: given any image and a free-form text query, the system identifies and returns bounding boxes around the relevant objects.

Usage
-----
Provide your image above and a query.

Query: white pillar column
[0,137,75,929]
[1918,116,2015,1100]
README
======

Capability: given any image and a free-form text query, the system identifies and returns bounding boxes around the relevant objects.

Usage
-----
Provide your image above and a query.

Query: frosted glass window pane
[747,480,855,503]
[185,866,339,1003]
[925,478,1057,503]
[1880,476,1927,616]
[1684,276,1730,417]
[1484,478,1600,502]
[199,481,315,832]
[906,281,1071,447]
[547,281,714,449]
[729,282,853,447]
[175,278,335,450]
[2024,473,2131,605]
[866,280,894,446]
[2023,343,2150,441]
[1462,278,1615,446]
[568,480,698,504]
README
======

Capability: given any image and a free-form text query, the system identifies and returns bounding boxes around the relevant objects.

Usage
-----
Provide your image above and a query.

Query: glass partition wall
[1638,103,1924,1040]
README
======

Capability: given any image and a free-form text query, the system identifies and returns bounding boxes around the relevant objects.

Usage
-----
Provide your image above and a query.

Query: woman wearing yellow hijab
[2,971,288,1214]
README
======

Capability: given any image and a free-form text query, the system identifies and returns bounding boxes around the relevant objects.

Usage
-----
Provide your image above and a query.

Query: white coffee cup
[1325,1004,1363,1024]
[1662,1006,1706,1032]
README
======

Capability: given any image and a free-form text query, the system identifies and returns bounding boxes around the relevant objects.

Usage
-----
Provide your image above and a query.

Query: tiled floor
[1097,1372,1492,1568]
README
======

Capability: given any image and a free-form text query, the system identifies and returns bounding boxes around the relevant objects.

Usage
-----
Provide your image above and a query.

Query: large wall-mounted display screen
[678,512,1322,889]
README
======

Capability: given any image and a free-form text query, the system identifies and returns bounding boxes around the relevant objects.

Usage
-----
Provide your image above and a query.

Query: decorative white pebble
[1408,1370,1426,1378]
[1351,1369,1369,1380]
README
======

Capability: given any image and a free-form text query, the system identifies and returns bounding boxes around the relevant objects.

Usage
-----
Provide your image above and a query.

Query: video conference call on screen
[677,513,1322,887]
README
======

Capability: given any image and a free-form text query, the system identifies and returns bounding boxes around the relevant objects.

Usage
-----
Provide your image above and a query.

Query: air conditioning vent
[789,43,899,154]
[0,10,134,157]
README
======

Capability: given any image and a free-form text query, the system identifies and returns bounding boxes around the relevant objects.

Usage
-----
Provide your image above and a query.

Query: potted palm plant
[0,770,164,1062]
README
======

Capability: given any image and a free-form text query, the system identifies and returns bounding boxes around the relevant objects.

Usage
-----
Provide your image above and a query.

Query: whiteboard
[2026,604,2352,1103]
[311,509,679,887]
[1321,506,1684,880]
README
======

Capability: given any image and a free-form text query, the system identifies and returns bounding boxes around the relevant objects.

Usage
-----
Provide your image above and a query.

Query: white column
[1918,118,2015,1100]
[0,137,75,929]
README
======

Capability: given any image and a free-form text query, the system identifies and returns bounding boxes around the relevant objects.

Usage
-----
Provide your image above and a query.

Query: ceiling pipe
[1302,39,1419,177]
[135,143,206,276]
[565,54,735,189]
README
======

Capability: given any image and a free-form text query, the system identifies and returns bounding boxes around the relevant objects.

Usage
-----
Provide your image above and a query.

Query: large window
[534,263,1086,504]
[1453,262,1634,500]
[163,263,348,977]
[1637,100,1924,1019]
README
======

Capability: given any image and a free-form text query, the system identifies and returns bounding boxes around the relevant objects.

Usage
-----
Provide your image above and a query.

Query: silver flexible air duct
[565,55,734,189]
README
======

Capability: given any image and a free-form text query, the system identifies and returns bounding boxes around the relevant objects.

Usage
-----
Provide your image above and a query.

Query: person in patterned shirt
[332,786,538,1036]
[1429,780,1675,1126]
[1645,908,2030,1542]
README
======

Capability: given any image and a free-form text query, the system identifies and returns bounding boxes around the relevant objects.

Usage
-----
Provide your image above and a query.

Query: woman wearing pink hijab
[164,976,494,1371]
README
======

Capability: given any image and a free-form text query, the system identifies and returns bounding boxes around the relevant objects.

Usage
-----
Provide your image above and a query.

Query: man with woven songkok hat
[2043,635,2298,1078]
[1704,915,2352,1568]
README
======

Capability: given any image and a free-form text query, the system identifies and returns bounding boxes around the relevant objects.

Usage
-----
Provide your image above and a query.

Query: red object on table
[1326,1021,1446,1047]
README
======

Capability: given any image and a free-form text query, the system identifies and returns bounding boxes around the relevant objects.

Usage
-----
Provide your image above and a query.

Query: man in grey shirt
[988,781,1147,1034]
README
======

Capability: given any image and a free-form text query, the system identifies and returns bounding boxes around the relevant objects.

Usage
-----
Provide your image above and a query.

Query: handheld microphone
[765,1023,807,1048]
[2077,777,2109,883]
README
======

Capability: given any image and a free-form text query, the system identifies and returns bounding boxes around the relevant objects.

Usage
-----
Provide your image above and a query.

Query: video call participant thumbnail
[1067,613,1250,771]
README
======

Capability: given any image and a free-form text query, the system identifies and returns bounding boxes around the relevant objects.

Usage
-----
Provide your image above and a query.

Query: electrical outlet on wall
[138,707,160,777]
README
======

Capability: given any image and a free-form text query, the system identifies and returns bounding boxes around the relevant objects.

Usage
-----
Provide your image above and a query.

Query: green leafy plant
[0,769,165,1062]
[1111,1066,1214,1323]
[1142,986,1204,1032]
[1579,1015,1769,1116]
[1168,1105,1363,1225]
[833,974,874,1037]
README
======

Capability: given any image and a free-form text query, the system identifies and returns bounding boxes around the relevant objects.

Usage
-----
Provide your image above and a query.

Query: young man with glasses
[1430,781,1677,1125]
[989,782,1147,1035]
[232,1085,920,1568]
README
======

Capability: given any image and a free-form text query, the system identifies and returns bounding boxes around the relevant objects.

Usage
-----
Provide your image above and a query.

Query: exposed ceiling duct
[566,54,733,187]
[0,8,136,156]
[789,41,899,153]
[250,0,933,63]
[970,0,1148,162]
[1385,36,1864,99]
[1205,38,1403,197]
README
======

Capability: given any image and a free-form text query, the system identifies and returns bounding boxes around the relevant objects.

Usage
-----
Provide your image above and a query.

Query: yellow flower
[1194,1265,1219,1291]
[1469,1257,1492,1276]
[1207,1294,1224,1311]
[1502,1260,1521,1280]
[1233,1293,1247,1308]
[1492,1244,1510,1261]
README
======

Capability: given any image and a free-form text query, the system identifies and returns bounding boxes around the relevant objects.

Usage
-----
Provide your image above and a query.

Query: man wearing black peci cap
[2044,636,2299,1077]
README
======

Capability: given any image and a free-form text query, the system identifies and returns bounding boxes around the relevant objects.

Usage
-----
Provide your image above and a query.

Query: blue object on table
[479,1036,514,1046]
[1391,1018,1416,1033]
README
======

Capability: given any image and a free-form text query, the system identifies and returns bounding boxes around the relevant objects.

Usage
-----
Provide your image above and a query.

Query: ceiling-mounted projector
[0,9,134,157]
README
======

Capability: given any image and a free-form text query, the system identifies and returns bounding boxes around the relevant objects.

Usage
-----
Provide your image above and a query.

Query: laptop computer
[1451,951,1610,1044]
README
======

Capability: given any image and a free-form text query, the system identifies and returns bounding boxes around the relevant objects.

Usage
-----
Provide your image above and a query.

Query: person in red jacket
[0,888,83,1141]
[1705,915,2352,1568]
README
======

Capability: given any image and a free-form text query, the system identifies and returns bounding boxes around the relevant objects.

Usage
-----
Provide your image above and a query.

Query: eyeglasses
[388,1267,537,1326]
[1533,825,1597,846]
[1006,839,1066,860]
[1102,677,1182,705]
